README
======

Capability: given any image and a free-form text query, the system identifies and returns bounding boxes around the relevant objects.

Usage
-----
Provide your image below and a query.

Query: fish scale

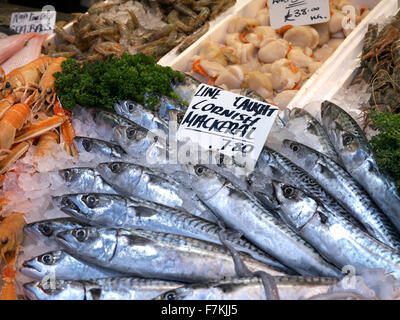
[273,182,400,279]
[175,165,341,277]
[321,101,400,234]
[154,276,340,300]
[280,140,400,251]
[56,227,286,283]
[264,146,366,230]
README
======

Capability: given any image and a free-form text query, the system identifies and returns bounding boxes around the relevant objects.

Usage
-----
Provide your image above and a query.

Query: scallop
[238,43,257,64]
[258,39,289,64]
[313,45,335,62]
[255,8,270,26]
[246,33,261,48]
[199,59,226,78]
[270,59,299,91]
[312,23,330,45]
[287,47,314,70]
[327,38,344,50]
[200,41,227,66]
[215,65,244,89]
[283,26,319,49]
[225,33,241,47]
[329,11,345,34]
[253,26,277,41]
[308,61,323,74]
[227,17,260,33]
[247,71,273,99]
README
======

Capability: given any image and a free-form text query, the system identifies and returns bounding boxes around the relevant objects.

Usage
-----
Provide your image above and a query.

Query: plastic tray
[158,0,387,108]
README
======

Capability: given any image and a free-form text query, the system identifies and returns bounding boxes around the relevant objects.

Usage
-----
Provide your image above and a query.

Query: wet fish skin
[155,94,187,123]
[170,73,201,103]
[154,276,339,300]
[113,125,168,165]
[285,108,341,163]
[53,192,292,272]
[279,139,400,251]
[24,218,90,242]
[24,277,183,300]
[321,101,400,232]
[96,161,218,223]
[262,146,365,229]
[173,164,341,278]
[20,250,127,280]
[273,181,400,279]
[73,136,126,159]
[55,227,287,282]
[58,167,118,194]
[113,100,168,135]
[90,109,138,129]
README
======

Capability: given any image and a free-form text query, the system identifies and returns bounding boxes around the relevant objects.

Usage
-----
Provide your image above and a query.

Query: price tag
[10,11,57,34]
[176,84,279,170]
[268,0,330,29]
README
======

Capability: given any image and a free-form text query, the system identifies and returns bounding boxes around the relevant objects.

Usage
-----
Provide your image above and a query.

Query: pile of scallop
[189,0,370,108]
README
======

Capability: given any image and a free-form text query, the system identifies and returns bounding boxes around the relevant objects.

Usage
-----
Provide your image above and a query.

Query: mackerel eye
[128,103,134,112]
[38,224,53,237]
[342,133,353,146]
[39,253,54,265]
[82,139,93,151]
[282,185,295,199]
[126,127,136,140]
[83,195,98,208]
[63,169,74,182]
[1,236,8,245]
[73,228,88,242]
[109,162,121,173]
[194,165,205,176]
[290,143,300,153]
[164,291,177,300]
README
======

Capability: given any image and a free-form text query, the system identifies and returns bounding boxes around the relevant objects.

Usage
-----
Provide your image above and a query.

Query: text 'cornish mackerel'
[176,84,279,170]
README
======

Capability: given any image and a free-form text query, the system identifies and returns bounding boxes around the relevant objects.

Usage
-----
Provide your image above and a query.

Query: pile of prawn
[351,9,400,127]
[44,0,236,62]
[0,56,78,185]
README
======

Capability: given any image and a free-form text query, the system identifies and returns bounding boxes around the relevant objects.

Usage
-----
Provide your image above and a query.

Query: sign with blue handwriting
[268,0,330,29]
[176,84,279,170]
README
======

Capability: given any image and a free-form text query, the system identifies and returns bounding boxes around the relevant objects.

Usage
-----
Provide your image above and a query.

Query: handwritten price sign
[268,0,330,29]
[10,11,56,34]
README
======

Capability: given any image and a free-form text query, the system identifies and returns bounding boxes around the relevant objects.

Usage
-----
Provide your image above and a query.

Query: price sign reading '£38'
[268,0,330,29]
[176,84,279,170]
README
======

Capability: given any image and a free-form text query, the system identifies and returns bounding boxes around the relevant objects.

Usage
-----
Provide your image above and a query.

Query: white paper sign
[268,0,330,29]
[10,11,57,34]
[176,84,279,170]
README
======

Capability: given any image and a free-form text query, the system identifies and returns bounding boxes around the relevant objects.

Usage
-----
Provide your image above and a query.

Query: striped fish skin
[113,100,168,135]
[96,161,218,223]
[24,218,90,243]
[285,108,341,163]
[279,139,400,251]
[52,193,292,273]
[73,136,126,159]
[23,277,183,300]
[113,125,168,165]
[55,227,287,283]
[20,250,127,281]
[174,164,341,278]
[321,101,400,233]
[58,167,118,194]
[262,146,365,230]
[154,276,339,300]
[273,181,400,279]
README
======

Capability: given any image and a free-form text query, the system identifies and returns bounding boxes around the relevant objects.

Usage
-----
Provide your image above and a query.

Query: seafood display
[184,0,370,108]
[43,0,236,61]
[1,0,400,302]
